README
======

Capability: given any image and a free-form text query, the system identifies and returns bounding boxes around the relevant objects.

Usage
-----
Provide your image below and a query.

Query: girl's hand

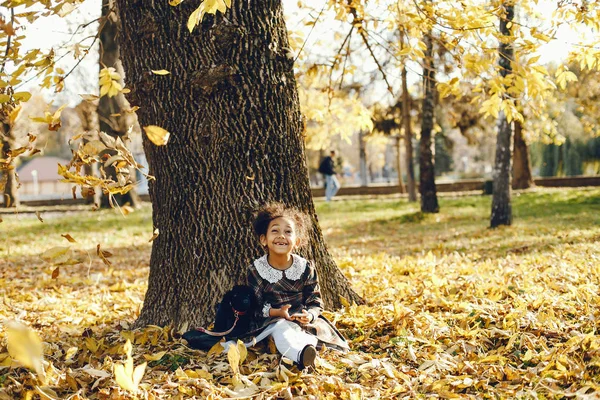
[291,309,311,324]
[270,304,293,320]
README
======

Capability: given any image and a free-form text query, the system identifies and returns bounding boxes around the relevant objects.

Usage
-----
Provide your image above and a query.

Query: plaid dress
[246,254,349,352]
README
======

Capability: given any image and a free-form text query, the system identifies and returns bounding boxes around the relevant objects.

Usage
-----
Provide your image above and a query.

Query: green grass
[316,187,600,259]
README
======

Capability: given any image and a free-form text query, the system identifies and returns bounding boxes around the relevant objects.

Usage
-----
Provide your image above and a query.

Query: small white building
[16,156,73,199]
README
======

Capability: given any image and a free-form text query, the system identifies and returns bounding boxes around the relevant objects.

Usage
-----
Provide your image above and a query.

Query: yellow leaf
[64,347,78,360]
[5,321,46,382]
[207,340,224,357]
[151,69,170,75]
[187,6,202,33]
[227,344,240,374]
[13,92,32,102]
[339,295,350,307]
[149,228,159,243]
[237,340,247,364]
[114,340,146,393]
[143,125,171,146]
[169,0,183,5]
[0,94,11,103]
[143,351,167,361]
[40,246,70,262]
[61,234,77,243]
[9,105,22,125]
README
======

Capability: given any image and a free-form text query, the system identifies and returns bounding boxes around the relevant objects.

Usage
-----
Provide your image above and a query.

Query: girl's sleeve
[247,266,271,319]
[302,262,324,322]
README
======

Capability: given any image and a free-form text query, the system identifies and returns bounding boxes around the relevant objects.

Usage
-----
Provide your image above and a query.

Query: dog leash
[196,309,247,337]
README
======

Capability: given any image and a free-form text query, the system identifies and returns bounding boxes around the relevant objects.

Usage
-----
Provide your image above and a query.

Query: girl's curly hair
[253,202,311,247]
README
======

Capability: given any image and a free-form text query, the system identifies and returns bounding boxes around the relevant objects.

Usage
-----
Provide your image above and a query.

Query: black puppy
[183,285,256,350]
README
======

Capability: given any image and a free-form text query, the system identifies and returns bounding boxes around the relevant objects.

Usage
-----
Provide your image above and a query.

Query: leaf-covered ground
[1,187,600,399]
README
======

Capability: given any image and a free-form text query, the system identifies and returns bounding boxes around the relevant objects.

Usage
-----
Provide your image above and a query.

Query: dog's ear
[221,288,234,306]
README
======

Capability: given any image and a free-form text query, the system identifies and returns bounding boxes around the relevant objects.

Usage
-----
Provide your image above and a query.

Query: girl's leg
[270,320,317,364]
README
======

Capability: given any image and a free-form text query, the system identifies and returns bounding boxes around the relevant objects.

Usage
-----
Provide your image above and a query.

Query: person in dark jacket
[245,203,349,370]
[318,150,340,201]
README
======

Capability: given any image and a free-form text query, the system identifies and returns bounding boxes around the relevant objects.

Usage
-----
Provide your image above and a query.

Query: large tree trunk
[490,3,515,228]
[75,101,102,205]
[359,130,368,186]
[401,65,417,202]
[99,0,140,208]
[419,30,439,213]
[512,119,534,189]
[1,123,19,208]
[115,0,362,328]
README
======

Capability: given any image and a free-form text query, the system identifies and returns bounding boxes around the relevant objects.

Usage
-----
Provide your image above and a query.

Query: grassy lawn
[1,187,599,399]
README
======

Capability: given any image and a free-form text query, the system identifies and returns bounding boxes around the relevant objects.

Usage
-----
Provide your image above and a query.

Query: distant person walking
[318,150,340,201]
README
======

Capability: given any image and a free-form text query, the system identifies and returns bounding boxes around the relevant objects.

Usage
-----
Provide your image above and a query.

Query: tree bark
[359,130,368,186]
[419,30,439,213]
[395,136,405,193]
[512,119,534,189]
[99,0,141,208]
[1,122,19,208]
[75,101,102,205]
[115,0,363,328]
[490,3,515,228]
[401,65,417,202]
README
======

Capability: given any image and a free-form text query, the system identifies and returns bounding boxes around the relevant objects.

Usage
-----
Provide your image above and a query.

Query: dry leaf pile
[0,188,599,399]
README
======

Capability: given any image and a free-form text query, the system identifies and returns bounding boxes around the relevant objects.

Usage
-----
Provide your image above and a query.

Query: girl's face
[260,217,300,256]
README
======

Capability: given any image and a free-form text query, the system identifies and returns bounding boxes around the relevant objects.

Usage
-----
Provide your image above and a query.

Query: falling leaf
[5,321,46,383]
[51,267,60,279]
[40,246,70,262]
[151,70,170,75]
[149,228,159,243]
[97,244,113,267]
[79,94,99,102]
[143,125,170,146]
[61,234,77,243]
[35,211,44,223]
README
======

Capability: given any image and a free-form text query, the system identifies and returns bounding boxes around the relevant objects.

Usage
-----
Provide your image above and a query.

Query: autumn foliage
[1,188,600,398]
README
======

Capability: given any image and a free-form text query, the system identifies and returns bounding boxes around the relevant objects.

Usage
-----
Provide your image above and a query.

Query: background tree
[490,2,515,227]
[114,0,362,328]
[1,111,19,208]
[419,24,439,213]
[98,0,141,208]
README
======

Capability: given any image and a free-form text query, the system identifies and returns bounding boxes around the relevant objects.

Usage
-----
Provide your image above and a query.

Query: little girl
[246,202,349,370]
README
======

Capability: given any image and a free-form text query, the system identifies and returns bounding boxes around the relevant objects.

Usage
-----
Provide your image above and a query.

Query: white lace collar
[253,254,307,284]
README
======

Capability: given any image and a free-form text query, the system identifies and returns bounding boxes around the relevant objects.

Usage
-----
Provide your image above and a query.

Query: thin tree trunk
[419,30,439,213]
[491,3,515,227]
[401,65,417,202]
[395,136,405,193]
[116,0,363,328]
[1,123,19,208]
[512,119,534,189]
[359,130,368,186]
[99,0,140,208]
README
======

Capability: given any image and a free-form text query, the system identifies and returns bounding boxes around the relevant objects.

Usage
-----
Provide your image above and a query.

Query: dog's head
[226,285,256,314]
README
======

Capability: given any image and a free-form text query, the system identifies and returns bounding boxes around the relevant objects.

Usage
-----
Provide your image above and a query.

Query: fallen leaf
[51,267,60,279]
[151,69,170,75]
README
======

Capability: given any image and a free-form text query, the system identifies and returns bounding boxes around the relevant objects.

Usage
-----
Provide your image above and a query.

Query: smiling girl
[246,202,349,370]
